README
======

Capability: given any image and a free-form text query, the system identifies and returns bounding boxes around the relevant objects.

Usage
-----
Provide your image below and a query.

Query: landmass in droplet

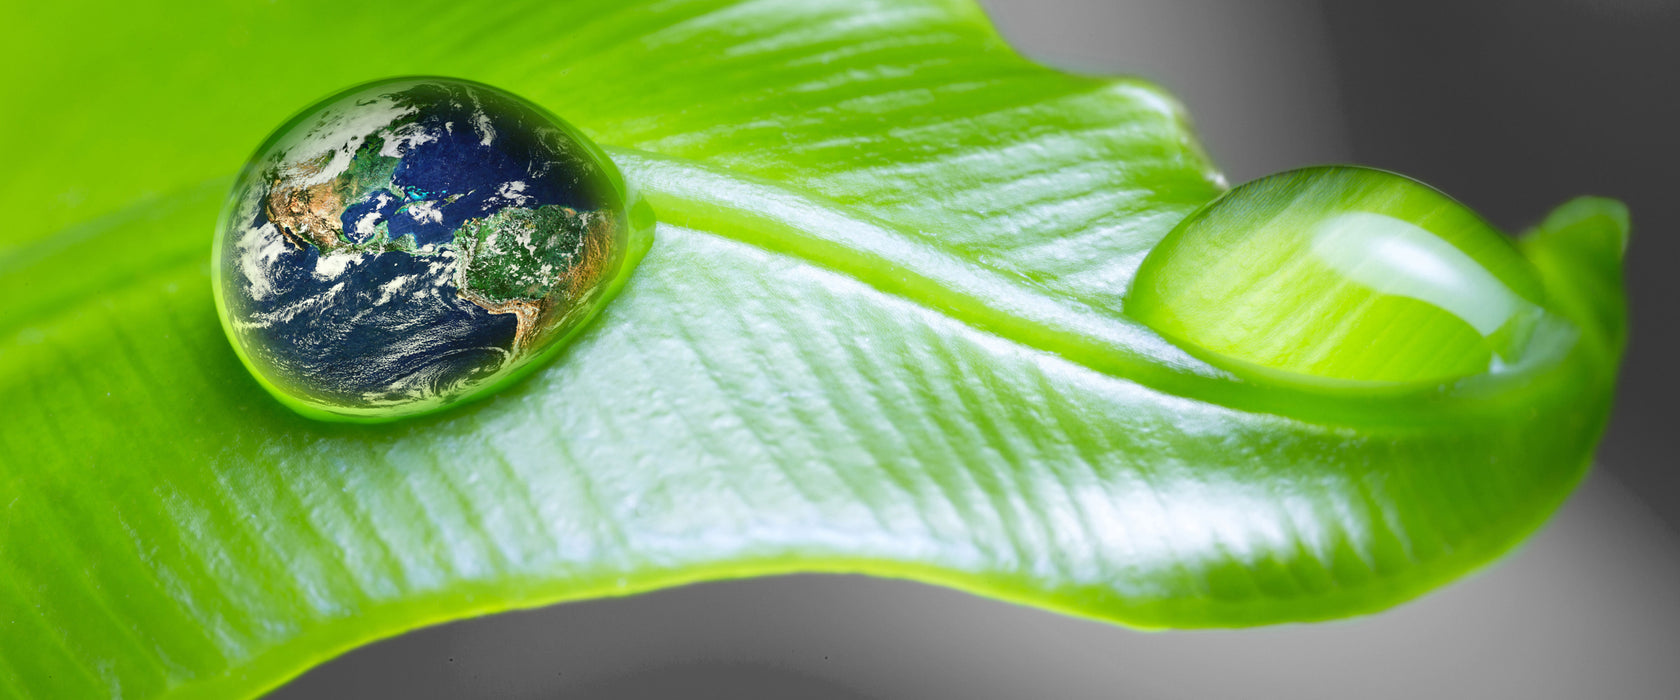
[212,77,649,421]
[453,204,615,352]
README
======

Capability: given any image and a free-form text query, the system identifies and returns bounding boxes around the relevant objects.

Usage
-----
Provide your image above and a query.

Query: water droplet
[213,77,651,421]
[1128,166,1552,385]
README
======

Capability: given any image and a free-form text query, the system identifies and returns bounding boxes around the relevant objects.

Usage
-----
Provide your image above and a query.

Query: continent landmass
[265,132,406,254]
[260,120,615,356]
[452,204,616,352]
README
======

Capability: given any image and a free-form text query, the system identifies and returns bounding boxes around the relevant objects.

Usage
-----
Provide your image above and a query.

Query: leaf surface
[0,1,1625,698]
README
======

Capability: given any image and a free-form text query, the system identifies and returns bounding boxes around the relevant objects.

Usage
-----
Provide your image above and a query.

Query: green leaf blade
[0,1,1626,698]
[2,166,1619,697]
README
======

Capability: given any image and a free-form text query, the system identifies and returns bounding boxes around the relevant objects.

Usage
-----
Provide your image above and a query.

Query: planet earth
[214,77,638,421]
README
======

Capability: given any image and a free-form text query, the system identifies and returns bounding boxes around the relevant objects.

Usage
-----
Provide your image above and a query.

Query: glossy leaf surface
[0,1,1626,698]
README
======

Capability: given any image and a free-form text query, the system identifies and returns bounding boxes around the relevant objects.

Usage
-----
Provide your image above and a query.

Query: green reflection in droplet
[1128,166,1551,385]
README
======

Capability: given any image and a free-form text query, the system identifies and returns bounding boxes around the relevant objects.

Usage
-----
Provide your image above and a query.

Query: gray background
[274,1,1680,697]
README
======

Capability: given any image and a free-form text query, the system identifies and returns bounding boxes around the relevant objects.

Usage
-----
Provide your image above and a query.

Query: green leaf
[0,1,1625,699]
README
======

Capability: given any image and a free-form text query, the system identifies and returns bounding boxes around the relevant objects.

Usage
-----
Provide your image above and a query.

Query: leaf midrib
[1,149,1587,430]
[4,148,1207,379]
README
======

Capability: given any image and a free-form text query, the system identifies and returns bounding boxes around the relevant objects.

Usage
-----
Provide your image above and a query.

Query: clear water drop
[1128,166,1554,385]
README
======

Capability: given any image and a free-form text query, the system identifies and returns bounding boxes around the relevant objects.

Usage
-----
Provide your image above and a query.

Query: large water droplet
[212,77,650,421]
[1128,166,1551,385]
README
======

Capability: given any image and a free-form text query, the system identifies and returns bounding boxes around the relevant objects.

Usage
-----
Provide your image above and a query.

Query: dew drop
[1128,166,1555,385]
[212,77,651,421]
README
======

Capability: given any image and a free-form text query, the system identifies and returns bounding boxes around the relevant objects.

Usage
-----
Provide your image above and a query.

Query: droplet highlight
[1128,166,1551,385]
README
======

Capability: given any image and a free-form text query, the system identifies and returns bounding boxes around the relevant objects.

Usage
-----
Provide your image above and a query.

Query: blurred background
[274,1,1680,697]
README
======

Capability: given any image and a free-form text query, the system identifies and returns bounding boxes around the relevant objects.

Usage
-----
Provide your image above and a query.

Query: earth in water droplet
[213,77,650,421]
[1128,166,1558,385]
